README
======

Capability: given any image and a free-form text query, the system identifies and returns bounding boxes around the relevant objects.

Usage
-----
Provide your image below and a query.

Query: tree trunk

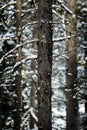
[37,0,53,130]
[29,10,38,128]
[65,0,79,130]
[14,0,22,129]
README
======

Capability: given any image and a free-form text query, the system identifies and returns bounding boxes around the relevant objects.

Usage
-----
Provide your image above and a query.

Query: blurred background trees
[0,0,87,130]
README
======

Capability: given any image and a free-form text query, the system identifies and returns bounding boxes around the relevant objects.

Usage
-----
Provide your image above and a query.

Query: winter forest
[0,0,87,130]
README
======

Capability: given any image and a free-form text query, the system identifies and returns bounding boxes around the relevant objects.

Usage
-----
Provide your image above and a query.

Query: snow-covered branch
[0,1,16,11]
[0,36,17,41]
[57,0,76,18]
[22,7,38,17]
[21,114,29,128]
[22,7,37,13]
[52,9,67,20]
[53,34,78,43]
[0,39,38,64]
[0,33,79,65]
[12,55,37,72]
[22,21,38,31]
[22,109,30,121]
[52,4,61,10]
[0,34,79,65]
[21,107,38,128]
[30,107,38,122]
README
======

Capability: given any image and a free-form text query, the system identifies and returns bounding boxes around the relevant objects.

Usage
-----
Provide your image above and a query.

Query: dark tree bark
[37,0,53,130]
[14,0,22,129]
[65,0,79,130]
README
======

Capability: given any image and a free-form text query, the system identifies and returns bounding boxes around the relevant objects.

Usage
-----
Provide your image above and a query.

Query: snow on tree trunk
[65,0,79,130]
[30,10,38,128]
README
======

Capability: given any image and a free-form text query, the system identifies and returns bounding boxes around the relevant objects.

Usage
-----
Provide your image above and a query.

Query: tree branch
[0,39,38,64]
[53,34,79,43]
[0,1,16,11]
[57,0,76,18]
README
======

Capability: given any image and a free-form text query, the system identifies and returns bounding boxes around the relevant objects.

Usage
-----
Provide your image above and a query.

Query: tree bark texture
[65,0,79,130]
[37,0,53,130]
[14,0,22,130]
